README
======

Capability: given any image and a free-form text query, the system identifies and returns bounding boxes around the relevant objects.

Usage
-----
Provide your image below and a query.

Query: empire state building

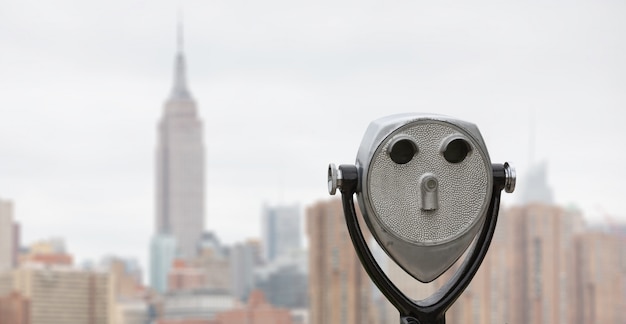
[154,28,205,261]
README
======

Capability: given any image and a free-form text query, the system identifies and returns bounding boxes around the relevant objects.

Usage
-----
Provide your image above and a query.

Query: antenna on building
[177,5,184,54]
[169,3,192,101]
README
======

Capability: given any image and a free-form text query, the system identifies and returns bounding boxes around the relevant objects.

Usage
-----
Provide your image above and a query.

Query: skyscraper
[155,22,205,259]
[231,240,260,301]
[306,199,375,324]
[150,233,177,294]
[571,230,625,324]
[0,199,14,272]
[262,204,301,262]
[505,204,584,324]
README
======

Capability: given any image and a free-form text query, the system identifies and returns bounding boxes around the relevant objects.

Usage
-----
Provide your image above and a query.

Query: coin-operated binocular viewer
[328,113,515,324]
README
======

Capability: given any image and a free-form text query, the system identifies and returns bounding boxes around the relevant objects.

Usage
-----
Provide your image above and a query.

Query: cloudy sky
[1,0,625,271]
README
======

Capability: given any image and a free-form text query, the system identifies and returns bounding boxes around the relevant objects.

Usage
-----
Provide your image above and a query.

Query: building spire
[177,7,184,54]
[170,9,192,101]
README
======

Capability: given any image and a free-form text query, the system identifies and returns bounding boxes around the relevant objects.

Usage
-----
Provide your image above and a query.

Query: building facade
[262,204,301,262]
[192,242,232,293]
[0,199,14,272]
[12,223,20,269]
[504,204,584,324]
[161,289,235,322]
[306,199,375,324]
[104,256,145,299]
[0,291,29,324]
[0,265,109,324]
[571,230,626,324]
[151,233,178,294]
[110,298,150,324]
[230,240,260,301]
[168,259,207,292]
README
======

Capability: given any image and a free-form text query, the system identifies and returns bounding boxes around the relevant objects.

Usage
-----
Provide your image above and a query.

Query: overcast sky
[1,0,625,271]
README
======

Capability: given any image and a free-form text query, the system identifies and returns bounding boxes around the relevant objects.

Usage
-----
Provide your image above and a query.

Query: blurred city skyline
[1,0,625,273]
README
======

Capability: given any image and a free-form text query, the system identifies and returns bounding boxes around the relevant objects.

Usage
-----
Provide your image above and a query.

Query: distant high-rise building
[571,230,626,324]
[158,233,233,294]
[154,21,205,260]
[504,204,584,324]
[230,240,260,301]
[306,199,375,324]
[101,256,144,299]
[193,237,232,293]
[104,256,151,324]
[150,234,177,294]
[0,199,14,272]
[262,204,301,262]
[0,265,109,324]
[12,223,19,269]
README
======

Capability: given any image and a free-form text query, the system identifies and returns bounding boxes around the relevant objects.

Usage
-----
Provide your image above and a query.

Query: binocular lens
[389,138,418,164]
[443,138,471,164]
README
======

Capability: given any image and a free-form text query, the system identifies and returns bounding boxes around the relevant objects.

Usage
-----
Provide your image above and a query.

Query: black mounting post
[337,163,507,324]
